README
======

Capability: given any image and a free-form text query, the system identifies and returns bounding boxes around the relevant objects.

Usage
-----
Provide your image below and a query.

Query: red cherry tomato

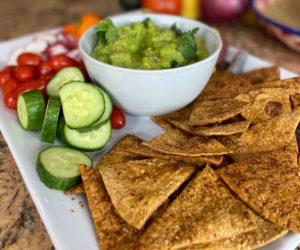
[50,55,78,71]
[15,65,37,82]
[2,79,19,95]
[38,60,54,76]
[4,79,47,109]
[40,71,56,82]
[3,65,16,73]
[0,71,13,88]
[142,0,181,15]
[17,53,42,66]
[110,106,126,129]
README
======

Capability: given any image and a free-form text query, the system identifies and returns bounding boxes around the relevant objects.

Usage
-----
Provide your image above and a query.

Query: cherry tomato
[2,79,19,95]
[40,71,56,82]
[38,60,54,76]
[0,71,13,88]
[4,79,47,109]
[3,65,16,73]
[110,106,126,129]
[50,55,77,71]
[142,0,181,15]
[15,65,37,82]
[17,53,42,66]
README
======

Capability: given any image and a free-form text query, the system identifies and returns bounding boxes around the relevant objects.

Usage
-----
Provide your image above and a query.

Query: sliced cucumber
[60,81,105,129]
[17,90,45,131]
[76,87,113,132]
[37,146,92,190]
[46,67,85,97]
[41,97,61,143]
[59,118,112,151]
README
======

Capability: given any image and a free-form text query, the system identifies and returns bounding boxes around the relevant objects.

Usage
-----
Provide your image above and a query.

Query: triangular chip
[198,71,253,100]
[99,155,196,229]
[189,99,249,126]
[64,183,85,195]
[221,111,300,154]
[186,215,287,250]
[167,118,251,136]
[121,135,223,166]
[240,66,280,85]
[80,165,139,250]
[140,166,256,249]
[252,76,300,90]
[143,129,233,156]
[217,149,300,233]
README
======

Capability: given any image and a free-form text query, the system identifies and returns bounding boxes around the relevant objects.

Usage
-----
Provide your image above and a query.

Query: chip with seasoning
[240,66,280,85]
[64,183,85,195]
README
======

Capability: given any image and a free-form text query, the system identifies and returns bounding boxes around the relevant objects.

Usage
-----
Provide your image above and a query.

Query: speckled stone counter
[0,1,299,249]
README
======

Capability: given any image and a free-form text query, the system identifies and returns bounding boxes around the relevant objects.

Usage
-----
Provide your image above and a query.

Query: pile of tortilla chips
[66,66,300,250]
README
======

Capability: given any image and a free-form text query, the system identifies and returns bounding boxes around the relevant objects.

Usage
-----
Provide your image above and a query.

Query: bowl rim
[250,0,300,35]
[78,13,222,74]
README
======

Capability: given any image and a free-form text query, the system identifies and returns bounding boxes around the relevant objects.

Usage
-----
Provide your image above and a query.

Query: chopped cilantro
[143,18,150,27]
[96,19,118,45]
[171,23,183,36]
[177,28,200,61]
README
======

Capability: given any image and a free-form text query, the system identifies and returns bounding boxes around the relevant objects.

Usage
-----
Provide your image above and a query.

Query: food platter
[0,20,300,250]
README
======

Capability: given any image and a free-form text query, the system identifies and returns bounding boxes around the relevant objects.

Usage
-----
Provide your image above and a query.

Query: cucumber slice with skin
[60,81,105,129]
[41,97,61,143]
[76,87,113,132]
[46,67,85,97]
[17,90,45,131]
[37,146,92,191]
[59,118,112,152]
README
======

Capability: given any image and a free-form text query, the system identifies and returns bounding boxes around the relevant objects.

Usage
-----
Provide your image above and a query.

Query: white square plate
[0,15,299,250]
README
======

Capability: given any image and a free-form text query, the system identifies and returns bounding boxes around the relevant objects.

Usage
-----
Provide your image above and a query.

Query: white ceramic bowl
[79,13,222,116]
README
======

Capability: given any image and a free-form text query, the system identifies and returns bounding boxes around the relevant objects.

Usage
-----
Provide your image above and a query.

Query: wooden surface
[0,0,299,249]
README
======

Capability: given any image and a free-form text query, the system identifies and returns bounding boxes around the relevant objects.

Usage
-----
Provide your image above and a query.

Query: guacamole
[91,18,209,70]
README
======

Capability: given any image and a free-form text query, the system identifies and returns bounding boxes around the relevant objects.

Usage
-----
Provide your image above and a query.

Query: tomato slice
[110,106,126,129]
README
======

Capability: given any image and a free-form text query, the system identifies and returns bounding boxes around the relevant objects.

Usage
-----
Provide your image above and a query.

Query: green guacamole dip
[91,18,209,70]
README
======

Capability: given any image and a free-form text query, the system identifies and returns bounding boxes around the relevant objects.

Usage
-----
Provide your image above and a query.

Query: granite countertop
[0,0,299,249]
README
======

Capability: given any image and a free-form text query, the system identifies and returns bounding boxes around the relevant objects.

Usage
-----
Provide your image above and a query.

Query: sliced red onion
[66,49,82,62]
[46,43,69,58]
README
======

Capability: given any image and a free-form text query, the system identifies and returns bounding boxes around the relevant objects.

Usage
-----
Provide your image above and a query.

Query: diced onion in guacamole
[91,18,209,70]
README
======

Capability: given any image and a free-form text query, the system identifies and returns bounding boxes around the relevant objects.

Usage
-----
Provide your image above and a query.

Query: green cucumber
[17,90,45,131]
[36,146,92,190]
[46,67,85,97]
[58,118,112,151]
[60,81,105,129]
[40,97,61,143]
[76,87,113,132]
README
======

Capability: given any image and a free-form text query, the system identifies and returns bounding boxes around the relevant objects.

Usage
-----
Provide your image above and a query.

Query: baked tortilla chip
[99,157,196,229]
[221,111,300,154]
[186,216,287,250]
[79,165,139,250]
[140,166,256,249]
[217,149,300,233]
[167,118,250,136]
[252,77,300,90]
[189,99,249,126]
[143,129,233,156]
[198,71,253,100]
[240,66,280,84]
[64,183,85,195]
[290,93,300,110]
[122,135,223,166]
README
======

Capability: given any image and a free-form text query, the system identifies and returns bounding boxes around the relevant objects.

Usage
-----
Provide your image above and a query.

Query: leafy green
[177,28,200,61]
[171,23,183,36]
[142,18,150,27]
[96,19,118,45]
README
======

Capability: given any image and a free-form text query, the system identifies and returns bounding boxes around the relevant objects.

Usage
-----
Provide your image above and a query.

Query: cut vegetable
[60,81,105,129]
[41,97,61,143]
[59,118,112,151]
[37,146,93,190]
[17,90,45,131]
[46,67,85,97]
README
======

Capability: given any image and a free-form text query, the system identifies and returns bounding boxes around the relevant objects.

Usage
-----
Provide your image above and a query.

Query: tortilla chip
[240,66,280,85]
[140,166,256,249]
[122,135,223,166]
[290,93,300,110]
[64,183,85,195]
[252,77,300,90]
[167,118,251,136]
[79,164,139,250]
[198,71,253,100]
[99,156,196,229]
[186,216,287,250]
[189,99,249,126]
[217,149,300,233]
[241,92,291,124]
[143,129,233,157]
[221,111,300,154]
